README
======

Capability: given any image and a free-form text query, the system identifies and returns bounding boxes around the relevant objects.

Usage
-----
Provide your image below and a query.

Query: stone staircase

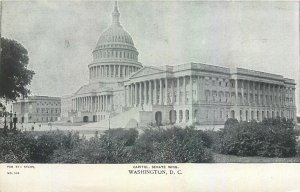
[79,107,140,129]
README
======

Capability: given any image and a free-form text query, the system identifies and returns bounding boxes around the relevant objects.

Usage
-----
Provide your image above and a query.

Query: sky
[2,1,299,111]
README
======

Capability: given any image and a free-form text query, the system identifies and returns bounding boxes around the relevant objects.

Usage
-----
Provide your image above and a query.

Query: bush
[0,130,81,163]
[1,127,213,163]
[50,129,137,163]
[215,117,297,157]
[131,127,213,163]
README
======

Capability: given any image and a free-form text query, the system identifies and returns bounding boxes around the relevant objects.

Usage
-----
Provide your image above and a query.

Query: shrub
[50,129,137,163]
[0,130,82,163]
[215,117,297,157]
[131,127,213,163]
[0,131,36,163]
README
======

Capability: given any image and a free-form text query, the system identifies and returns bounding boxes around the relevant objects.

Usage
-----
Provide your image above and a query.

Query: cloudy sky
[2,1,299,108]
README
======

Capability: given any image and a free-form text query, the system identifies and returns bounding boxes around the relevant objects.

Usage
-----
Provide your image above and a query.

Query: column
[95,96,98,112]
[90,96,92,112]
[235,79,238,104]
[103,95,106,111]
[241,80,244,105]
[99,96,101,112]
[132,84,135,107]
[111,95,114,111]
[261,83,264,106]
[128,85,132,106]
[100,96,103,111]
[78,98,80,111]
[197,76,200,104]
[177,78,180,105]
[76,98,78,111]
[86,97,88,111]
[190,76,193,104]
[153,80,157,105]
[124,86,127,107]
[144,81,147,105]
[165,78,168,105]
[100,96,102,111]
[82,97,84,111]
[149,80,153,105]
[103,95,108,111]
[258,82,261,106]
[139,82,142,107]
[268,84,272,106]
[113,65,116,77]
[160,79,163,105]
[135,83,138,107]
[171,79,174,104]
[129,84,132,107]
[247,80,250,105]
[183,76,186,105]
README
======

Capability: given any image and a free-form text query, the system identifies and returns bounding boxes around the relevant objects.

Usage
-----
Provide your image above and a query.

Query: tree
[0,37,34,102]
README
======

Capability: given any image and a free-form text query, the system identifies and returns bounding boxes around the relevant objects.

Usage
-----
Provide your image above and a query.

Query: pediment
[130,67,164,79]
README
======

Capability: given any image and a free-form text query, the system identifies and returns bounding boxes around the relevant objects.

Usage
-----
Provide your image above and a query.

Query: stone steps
[79,108,140,129]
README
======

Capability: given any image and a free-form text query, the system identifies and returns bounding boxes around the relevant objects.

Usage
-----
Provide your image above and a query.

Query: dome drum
[89,63,141,82]
[93,49,138,62]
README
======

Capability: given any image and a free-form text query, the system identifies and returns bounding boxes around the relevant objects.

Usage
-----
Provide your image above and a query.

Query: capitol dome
[89,1,142,83]
[96,25,134,47]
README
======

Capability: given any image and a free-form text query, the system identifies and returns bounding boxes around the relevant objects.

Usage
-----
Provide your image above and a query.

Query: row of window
[36,102,60,106]
[93,50,137,60]
[204,78,293,93]
[36,108,61,114]
[37,116,58,122]
[204,90,294,105]
[201,109,295,122]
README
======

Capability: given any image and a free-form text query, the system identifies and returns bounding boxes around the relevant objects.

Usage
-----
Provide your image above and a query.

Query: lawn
[213,153,300,163]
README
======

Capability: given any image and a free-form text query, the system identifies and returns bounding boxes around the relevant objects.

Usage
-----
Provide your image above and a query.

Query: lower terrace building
[61,2,296,127]
[13,96,61,123]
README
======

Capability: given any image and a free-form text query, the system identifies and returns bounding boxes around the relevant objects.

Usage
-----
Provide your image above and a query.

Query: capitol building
[61,2,296,127]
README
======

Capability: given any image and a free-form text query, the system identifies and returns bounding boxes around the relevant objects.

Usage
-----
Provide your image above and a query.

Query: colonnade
[89,65,140,79]
[124,76,296,109]
[233,79,295,107]
[230,108,295,122]
[72,95,113,112]
[125,76,196,107]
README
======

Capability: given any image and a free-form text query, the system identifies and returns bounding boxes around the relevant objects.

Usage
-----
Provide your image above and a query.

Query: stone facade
[62,2,297,126]
[13,96,61,123]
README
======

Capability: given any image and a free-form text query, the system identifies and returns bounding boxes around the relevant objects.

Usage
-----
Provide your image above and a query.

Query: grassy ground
[213,153,300,163]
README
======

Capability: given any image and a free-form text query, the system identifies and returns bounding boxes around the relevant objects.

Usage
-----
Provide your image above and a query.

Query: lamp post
[4,111,7,132]
[108,113,111,163]
[13,112,17,130]
[9,110,13,130]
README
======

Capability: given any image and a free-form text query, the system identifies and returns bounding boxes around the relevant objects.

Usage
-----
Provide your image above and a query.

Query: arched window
[169,110,176,124]
[185,110,189,122]
[231,110,235,119]
[179,110,183,123]
[240,110,243,121]
[205,90,210,102]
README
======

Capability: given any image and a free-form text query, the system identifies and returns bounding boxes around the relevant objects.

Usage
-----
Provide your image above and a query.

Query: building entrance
[83,116,89,122]
[155,111,162,126]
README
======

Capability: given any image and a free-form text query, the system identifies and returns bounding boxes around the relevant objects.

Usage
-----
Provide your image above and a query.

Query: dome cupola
[89,1,142,83]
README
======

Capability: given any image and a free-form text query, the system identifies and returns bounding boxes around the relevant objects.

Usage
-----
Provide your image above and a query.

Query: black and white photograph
[0,0,300,191]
